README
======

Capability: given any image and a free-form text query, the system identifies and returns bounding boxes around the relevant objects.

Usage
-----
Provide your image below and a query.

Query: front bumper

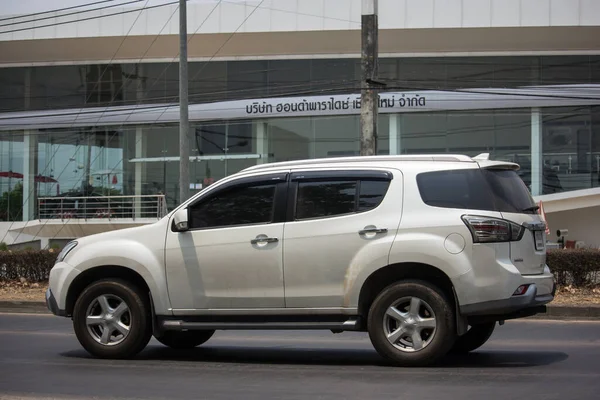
[45,288,66,317]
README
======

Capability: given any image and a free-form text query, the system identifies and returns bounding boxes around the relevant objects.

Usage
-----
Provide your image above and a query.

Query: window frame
[287,170,393,222]
[182,172,289,232]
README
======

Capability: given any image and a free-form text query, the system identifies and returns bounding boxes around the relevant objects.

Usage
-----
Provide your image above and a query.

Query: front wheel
[155,330,215,349]
[367,280,456,367]
[450,322,496,354]
[72,279,152,359]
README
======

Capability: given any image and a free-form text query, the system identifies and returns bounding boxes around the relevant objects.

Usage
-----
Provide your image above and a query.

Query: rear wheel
[450,322,496,354]
[155,330,215,349]
[72,279,152,359]
[367,280,456,367]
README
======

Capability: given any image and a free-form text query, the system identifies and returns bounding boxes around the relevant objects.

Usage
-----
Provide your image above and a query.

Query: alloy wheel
[382,296,437,352]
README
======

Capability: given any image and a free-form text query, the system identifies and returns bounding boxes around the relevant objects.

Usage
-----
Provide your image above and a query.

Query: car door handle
[359,227,388,235]
[250,237,279,244]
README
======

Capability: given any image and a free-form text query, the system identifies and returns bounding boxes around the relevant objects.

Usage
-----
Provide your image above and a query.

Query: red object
[203,177,214,186]
[35,175,57,183]
[0,171,57,183]
[537,201,550,235]
[0,171,23,179]
[112,175,118,185]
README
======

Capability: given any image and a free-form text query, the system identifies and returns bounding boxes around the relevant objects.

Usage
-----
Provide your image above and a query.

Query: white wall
[0,221,47,247]
[546,206,600,248]
[2,0,600,41]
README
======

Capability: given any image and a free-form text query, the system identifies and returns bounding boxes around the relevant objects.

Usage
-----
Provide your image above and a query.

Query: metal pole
[179,0,190,204]
[360,0,379,156]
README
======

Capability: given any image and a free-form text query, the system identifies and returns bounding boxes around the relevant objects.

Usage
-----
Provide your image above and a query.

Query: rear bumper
[460,281,555,323]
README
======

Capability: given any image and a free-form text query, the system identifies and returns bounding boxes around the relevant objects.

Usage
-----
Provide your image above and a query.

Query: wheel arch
[65,265,153,317]
[357,262,458,321]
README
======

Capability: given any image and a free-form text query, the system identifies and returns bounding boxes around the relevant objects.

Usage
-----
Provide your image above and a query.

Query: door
[165,173,288,310]
[282,169,402,308]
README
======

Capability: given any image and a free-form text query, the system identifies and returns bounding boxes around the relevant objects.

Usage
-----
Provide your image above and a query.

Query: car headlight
[56,241,78,264]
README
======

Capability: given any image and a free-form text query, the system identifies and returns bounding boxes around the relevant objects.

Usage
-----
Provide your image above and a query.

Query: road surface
[0,314,599,399]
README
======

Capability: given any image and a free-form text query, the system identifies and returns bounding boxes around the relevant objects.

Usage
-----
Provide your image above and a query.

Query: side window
[358,180,389,211]
[296,181,357,220]
[189,183,276,229]
[295,178,390,220]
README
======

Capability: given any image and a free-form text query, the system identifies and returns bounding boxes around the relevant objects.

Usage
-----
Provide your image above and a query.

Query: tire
[450,322,496,354]
[367,280,456,367]
[155,330,215,349]
[72,279,152,359]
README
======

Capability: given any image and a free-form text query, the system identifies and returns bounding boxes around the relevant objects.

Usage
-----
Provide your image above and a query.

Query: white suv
[46,154,555,366]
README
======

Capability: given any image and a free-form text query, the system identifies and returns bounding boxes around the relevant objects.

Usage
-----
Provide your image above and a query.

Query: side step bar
[161,319,361,331]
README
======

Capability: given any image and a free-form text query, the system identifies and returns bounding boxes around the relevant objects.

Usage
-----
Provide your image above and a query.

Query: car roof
[242,153,519,173]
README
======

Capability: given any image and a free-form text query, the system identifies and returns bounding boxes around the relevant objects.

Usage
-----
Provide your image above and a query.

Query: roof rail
[242,154,474,173]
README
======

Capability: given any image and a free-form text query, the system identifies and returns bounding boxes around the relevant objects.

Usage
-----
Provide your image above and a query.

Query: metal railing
[37,195,168,221]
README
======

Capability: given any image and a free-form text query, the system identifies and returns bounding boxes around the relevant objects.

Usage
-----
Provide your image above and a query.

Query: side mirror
[173,208,189,232]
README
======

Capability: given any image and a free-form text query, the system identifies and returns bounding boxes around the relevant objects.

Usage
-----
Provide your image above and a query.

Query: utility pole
[179,0,190,204]
[360,0,379,156]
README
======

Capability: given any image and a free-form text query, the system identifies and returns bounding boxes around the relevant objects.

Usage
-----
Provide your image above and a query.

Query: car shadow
[61,345,569,369]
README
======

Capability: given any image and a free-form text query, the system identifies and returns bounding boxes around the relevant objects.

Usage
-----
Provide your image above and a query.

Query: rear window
[417,168,536,214]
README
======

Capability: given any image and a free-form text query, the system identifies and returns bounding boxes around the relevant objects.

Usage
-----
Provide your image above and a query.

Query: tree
[0,182,23,222]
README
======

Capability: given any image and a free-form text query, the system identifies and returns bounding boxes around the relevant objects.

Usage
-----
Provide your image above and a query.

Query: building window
[0,131,24,222]
[542,106,594,194]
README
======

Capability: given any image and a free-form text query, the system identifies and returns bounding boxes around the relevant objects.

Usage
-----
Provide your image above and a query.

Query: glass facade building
[1,55,599,221]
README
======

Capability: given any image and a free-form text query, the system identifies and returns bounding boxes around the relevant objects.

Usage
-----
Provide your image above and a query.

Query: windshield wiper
[522,205,540,213]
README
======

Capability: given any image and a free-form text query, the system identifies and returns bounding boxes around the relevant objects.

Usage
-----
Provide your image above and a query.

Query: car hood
[74,219,166,247]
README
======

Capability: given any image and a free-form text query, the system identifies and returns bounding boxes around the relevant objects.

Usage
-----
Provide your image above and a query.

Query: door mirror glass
[173,208,189,232]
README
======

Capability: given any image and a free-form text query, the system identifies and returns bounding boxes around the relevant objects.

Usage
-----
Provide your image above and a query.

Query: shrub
[0,248,599,288]
[0,249,57,282]
[547,248,600,287]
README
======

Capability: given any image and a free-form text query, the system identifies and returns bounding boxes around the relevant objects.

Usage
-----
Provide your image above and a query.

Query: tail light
[461,215,525,243]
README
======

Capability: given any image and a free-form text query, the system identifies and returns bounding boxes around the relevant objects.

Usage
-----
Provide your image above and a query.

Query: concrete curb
[0,300,49,314]
[530,305,600,320]
[1,301,600,320]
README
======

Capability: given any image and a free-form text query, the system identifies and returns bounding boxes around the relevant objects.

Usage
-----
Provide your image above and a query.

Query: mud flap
[453,287,469,336]
[148,291,163,338]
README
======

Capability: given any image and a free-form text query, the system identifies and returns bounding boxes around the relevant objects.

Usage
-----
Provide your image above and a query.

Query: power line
[0,1,141,29]
[0,0,366,35]
[0,0,120,22]
[25,0,219,243]
[0,1,177,35]
[3,0,158,244]
[41,0,271,241]
[0,75,598,114]
[0,56,597,112]
[40,0,228,241]
[1,3,598,239]
[1,82,598,126]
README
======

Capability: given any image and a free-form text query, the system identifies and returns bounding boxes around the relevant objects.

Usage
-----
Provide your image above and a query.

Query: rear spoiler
[473,153,520,171]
